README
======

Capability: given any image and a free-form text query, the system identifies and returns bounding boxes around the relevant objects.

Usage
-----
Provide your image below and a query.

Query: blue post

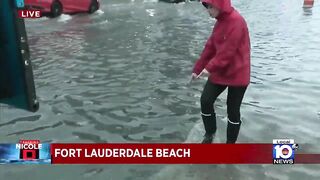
[15,0,25,8]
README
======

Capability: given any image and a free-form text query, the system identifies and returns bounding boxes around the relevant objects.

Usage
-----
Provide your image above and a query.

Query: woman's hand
[191,73,197,80]
[190,69,210,84]
[196,69,210,79]
[189,73,198,84]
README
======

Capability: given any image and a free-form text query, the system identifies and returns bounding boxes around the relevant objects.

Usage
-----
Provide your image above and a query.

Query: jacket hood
[201,0,233,14]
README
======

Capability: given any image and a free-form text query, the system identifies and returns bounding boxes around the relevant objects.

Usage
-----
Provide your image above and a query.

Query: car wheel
[51,1,62,17]
[88,0,99,14]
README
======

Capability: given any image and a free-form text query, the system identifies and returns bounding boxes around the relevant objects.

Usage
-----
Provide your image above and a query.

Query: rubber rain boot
[201,113,216,144]
[226,118,242,144]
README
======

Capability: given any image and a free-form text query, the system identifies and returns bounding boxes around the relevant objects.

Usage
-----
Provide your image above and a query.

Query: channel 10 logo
[273,139,298,164]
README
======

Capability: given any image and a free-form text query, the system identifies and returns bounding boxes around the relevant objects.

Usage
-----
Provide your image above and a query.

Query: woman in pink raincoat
[192,0,251,143]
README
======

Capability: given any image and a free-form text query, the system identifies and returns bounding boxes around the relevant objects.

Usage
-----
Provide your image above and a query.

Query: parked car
[24,0,100,17]
[158,0,186,3]
[159,0,198,3]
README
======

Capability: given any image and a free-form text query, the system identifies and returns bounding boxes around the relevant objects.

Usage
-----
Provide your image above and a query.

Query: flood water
[1,0,320,179]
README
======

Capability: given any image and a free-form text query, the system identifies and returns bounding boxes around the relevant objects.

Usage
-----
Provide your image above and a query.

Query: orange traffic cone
[303,0,314,8]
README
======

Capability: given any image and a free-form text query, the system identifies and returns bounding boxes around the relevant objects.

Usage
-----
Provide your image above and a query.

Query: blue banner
[0,143,51,164]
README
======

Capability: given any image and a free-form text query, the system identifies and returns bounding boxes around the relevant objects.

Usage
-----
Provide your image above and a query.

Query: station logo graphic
[273,139,298,164]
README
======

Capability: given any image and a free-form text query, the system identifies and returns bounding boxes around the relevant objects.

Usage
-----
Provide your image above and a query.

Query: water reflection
[303,7,313,16]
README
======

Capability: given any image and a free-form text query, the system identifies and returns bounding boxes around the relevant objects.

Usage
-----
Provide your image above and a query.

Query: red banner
[50,144,320,164]
[51,144,275,164]
[296,154,320,164]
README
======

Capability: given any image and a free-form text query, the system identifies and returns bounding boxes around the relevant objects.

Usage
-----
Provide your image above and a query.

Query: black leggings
[200,80,247,143]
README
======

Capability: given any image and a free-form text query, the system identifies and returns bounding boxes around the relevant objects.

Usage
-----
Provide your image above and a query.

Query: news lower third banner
[0,140,320,164]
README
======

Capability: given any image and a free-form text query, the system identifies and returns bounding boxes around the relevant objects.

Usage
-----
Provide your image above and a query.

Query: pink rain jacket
[193,0,251,86]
